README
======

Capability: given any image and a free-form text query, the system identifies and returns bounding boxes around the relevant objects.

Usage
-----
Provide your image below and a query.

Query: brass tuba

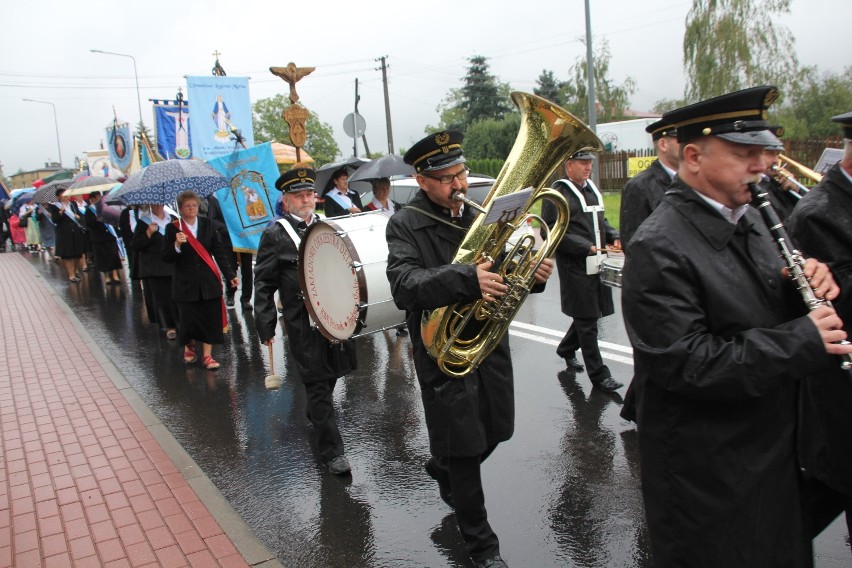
[771,154,822,198]
[421,91,603,378]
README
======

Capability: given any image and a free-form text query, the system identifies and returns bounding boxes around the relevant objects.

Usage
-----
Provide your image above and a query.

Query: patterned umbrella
[109,160,228,205]
[64,176,120,197]
[32,179,74,204]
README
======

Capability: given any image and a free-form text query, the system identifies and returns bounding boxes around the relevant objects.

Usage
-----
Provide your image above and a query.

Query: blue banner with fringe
[206,142,277,253]
[186,76,254,161]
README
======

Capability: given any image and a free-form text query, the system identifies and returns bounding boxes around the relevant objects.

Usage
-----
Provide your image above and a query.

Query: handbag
[18,214,28,228]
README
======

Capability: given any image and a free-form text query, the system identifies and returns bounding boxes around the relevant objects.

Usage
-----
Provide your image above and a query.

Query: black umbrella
[32,180,74,204]
[314,157,370,196]
[348,154,415,183]
[108,160,228,205]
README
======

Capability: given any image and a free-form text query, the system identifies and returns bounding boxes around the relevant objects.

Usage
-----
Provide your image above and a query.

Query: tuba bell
[421,91,603,378]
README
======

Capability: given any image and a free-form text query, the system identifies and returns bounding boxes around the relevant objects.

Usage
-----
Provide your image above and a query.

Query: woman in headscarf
[163,190,236,370]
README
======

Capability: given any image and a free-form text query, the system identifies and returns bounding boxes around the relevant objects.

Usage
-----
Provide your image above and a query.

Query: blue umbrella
[109,160,228,205]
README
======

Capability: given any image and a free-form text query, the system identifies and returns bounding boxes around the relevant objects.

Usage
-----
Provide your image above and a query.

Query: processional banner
[186,76,254,161]
[206,142,277,253]
[153,99,192,160]
[106,119,133,173]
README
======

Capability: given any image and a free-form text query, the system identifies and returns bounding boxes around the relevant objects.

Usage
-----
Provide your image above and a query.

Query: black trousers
[803,475,852,549]
[304,378,344,463]
[432,446,500,562]
[225,251,253,302]
[557,316,611,381]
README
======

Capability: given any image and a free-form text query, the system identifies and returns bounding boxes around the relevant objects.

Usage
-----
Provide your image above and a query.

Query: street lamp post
[90,49,143,128]
[22,98,62,167]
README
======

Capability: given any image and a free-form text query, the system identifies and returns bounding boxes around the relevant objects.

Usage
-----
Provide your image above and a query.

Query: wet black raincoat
[787,162,852,499]
[386,190,515,457]
[623,183,835,567]
[619,159,674,246]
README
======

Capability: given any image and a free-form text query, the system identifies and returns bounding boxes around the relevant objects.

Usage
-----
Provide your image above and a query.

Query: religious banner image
[206,142,277,253]
[106,119,133,173]
[153,99,192,160]
[186,76,254,161]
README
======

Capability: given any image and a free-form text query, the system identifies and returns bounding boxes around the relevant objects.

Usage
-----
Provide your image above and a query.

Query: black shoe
[424,458,453,508]
[327,455,351,475]
[396,327,408,337]
[474,555,508,568]
[225,297,235,308]
[563,356,585,373]
[593,376,624,393]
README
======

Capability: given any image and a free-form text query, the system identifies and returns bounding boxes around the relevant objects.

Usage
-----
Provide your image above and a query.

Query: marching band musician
[253,166,357,476]
[787,111,852,548]
[541,150,623,393]
[386,131,553,568]
[759,134,800,222]
[622,86,852,567]
[619,118,680,246]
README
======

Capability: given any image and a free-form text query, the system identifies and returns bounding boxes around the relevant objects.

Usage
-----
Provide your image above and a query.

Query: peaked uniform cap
[646,119,677,141]
[662,86,780,146]
[275,167,316,193]
[404,131,466,173]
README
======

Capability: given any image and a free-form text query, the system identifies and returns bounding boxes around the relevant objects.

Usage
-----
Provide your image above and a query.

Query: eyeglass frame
[420,166,470,185]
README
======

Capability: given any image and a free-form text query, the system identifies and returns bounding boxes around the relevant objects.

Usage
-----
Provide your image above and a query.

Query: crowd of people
[3,86,851,568]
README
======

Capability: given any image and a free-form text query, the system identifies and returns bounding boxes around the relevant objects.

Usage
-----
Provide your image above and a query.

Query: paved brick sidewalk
[0,253,267,567]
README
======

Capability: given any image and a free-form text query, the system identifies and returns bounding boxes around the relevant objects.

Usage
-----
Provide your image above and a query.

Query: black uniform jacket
[323,189,364,218]
[48,202,86,258]
[82,205,116,244]
[162,217,234,303]
[623,184,836,567]
[131,218,176,279]
[619,159,673,245]
[386,190,516,457]
[788,162,852,498]
[542,179,618,319]
[253,215,355,384]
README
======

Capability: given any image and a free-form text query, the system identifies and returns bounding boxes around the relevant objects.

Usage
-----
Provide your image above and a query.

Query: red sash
[176,219,229,332]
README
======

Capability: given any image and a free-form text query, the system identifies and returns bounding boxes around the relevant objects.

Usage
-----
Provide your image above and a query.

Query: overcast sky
[1,0,847,179]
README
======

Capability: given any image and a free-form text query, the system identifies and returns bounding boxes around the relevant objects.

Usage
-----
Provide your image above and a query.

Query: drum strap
[276,219,302,247]
[405,206,467,232]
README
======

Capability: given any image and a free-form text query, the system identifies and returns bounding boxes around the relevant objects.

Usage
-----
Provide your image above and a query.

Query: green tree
[252,94,339,166]
[463,113,522,160]
[772,66,852,138]
[534,70,564,106]
[560,38,637,122]
[652,98,688,115]
[683,0,798,101]
[429,56,513,133]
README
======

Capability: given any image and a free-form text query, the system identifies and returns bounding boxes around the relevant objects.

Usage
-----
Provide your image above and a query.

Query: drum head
[299,220,363,341]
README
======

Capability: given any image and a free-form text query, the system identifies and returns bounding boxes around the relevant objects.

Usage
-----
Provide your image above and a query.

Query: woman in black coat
[163,190,236,370]
[133,204,178,340]
[48,188,86,282]
[83,192,123,284]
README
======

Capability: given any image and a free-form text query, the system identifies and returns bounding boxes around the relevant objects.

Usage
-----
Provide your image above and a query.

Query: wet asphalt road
[22,252,850,567]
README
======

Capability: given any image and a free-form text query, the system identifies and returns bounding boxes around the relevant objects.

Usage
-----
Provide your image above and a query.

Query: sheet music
[482,187,534,225]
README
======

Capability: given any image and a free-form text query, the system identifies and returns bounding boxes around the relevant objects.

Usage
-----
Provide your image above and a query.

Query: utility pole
[584,0,599,184]
[354,79,370,157]
[376,56,394,154]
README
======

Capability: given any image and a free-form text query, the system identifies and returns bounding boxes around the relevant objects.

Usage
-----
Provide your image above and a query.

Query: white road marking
[508,321,635,366]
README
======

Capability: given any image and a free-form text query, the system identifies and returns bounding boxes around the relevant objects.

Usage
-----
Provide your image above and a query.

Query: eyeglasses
[421,167,470,185]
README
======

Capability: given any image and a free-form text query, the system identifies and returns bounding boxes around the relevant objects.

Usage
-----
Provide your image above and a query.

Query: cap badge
[435,132,450,146]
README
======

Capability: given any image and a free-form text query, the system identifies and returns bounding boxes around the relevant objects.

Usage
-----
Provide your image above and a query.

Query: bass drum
[299,212,405,341]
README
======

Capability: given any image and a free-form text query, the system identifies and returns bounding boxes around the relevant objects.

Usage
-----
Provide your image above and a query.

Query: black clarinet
[749,182,852,374]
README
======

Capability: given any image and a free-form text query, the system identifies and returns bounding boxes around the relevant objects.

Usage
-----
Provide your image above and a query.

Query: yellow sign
[628,156,657,178]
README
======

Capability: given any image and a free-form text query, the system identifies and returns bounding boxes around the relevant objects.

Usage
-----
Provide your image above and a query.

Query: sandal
[202,355,220,370]
[183,346,197,364]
